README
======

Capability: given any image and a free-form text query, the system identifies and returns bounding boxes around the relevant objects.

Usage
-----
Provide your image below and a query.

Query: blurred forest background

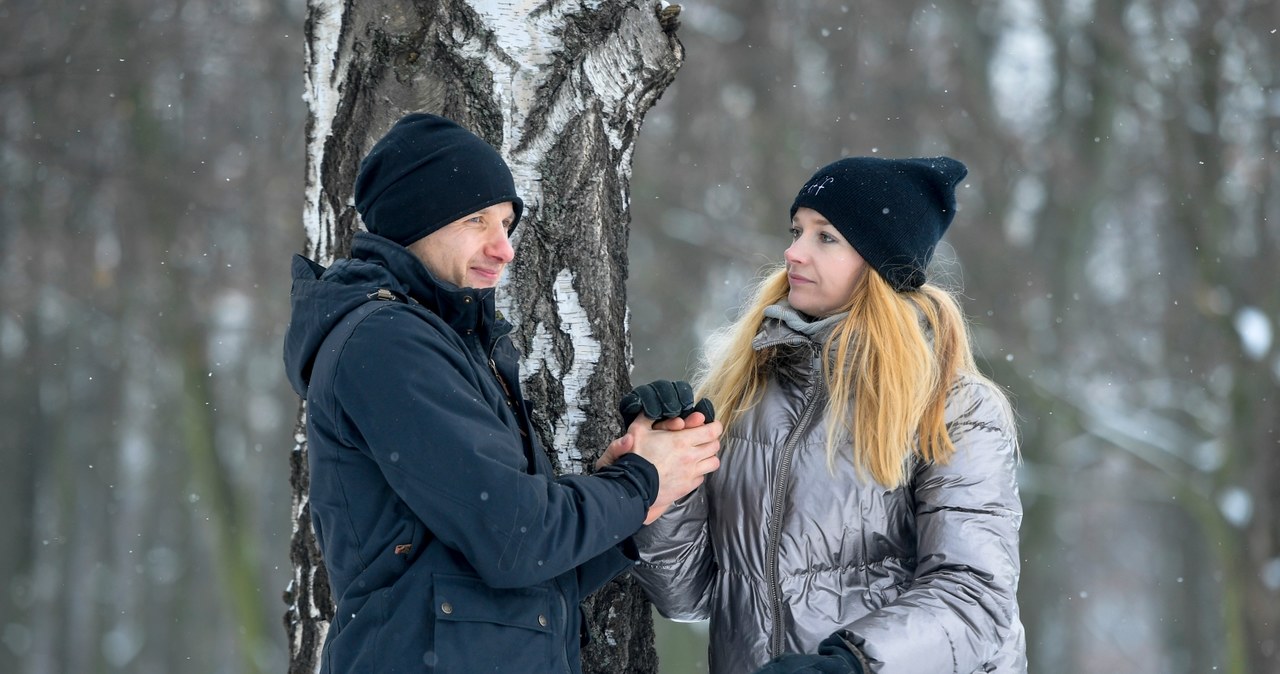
[1,0,1277,673]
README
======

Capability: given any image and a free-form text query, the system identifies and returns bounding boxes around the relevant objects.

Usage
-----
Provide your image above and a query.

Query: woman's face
[784,207,867,317]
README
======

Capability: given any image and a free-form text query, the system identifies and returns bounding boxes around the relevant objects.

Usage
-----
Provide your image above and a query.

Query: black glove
[619,379,692,427]
[751,632,864,674]
[619,380,716,428]
[688,396,716,423]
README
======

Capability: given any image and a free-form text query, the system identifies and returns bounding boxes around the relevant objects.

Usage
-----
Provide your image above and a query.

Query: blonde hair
[696,264,1003,488]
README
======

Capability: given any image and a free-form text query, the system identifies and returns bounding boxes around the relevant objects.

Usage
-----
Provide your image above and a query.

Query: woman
[631,156,1025,674]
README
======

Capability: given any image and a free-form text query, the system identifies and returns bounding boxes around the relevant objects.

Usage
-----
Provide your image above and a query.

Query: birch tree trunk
[286,1,684,672]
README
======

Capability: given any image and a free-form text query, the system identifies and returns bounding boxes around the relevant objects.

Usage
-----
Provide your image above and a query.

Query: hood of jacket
[283,231,505,397]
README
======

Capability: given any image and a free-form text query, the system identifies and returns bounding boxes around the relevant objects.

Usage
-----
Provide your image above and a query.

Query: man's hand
[595,434,634,471]
[593,405,713,471]
[591,411,711,475]
[627,412,721,524]
[635,410,712,521]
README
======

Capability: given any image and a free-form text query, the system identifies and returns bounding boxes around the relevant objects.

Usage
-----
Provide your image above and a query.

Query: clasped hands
[596,380,721,524]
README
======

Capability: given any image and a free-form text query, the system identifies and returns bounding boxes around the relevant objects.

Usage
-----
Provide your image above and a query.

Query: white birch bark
[290,1,683,671]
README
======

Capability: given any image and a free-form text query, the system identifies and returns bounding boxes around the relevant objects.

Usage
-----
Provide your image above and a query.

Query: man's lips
[471,267,502,280]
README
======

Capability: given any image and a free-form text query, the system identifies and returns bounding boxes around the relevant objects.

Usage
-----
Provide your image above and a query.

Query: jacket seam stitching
[326,301,406,573]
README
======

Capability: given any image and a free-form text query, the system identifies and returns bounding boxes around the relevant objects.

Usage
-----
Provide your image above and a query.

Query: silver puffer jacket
[632,307,1026,674]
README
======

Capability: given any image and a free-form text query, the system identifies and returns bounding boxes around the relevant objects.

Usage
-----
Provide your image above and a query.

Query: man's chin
[469,275,502,289]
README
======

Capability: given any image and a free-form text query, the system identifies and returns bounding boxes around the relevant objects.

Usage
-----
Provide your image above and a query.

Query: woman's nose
[784,241,804,265]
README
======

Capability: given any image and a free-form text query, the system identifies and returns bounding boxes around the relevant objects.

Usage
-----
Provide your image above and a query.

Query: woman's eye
[820,233,835,243]
[788,227,800,239]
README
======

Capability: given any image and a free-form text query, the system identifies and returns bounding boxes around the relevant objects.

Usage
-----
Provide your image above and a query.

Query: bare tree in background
[1,1,304,672]
[2,1,1272,673]
[286,1,684,672]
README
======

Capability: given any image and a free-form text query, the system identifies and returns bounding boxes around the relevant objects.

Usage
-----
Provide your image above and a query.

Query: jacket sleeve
[629,486,716,621]
[842,377,1023,674]
[574,543,636,597]
[331,308,654,589]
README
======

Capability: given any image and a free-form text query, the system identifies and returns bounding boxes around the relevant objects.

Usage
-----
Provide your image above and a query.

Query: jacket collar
[752,301,848,351]
[752,300,935,357]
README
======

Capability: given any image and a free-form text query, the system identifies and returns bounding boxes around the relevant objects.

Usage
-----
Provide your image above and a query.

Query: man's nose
[489,229,515,263]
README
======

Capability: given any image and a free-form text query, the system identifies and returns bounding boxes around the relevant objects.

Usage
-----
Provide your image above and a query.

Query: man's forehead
[478,202,515,219]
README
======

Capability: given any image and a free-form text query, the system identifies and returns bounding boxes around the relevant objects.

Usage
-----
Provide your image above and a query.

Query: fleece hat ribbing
[354,113,524,247]
[790,156,967,292]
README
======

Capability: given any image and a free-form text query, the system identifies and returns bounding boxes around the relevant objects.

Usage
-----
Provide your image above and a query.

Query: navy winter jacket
[283,232,657,673]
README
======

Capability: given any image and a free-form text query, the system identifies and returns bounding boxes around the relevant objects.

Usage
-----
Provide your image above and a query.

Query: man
[283,113,722,673]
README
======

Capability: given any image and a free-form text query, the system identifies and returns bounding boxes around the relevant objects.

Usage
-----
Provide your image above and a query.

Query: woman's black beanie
[354,113,524,247]
[789,156,967,292]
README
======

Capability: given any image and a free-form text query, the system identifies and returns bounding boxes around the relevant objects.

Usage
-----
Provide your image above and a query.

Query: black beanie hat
[789,156,967,292]
[354,113,524,247]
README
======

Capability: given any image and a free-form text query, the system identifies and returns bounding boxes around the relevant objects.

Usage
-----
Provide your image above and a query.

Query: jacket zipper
[558,592,572,672]
[766,364,824,658]
[488,358,513,400]
[489,358,526,438]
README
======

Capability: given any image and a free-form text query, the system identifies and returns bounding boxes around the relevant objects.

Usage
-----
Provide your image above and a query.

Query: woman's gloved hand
[619,379,714,427]
[751,632,865,674]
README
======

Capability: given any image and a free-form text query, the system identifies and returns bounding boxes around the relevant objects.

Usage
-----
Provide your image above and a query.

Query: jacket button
[537,614,548,627]
[441,602,453,615]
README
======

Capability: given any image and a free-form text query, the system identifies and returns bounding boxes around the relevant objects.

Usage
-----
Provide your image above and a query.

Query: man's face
[408,202,517,289]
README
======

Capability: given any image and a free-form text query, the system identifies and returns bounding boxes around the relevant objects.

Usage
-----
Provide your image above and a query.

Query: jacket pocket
[431,573,557,672]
